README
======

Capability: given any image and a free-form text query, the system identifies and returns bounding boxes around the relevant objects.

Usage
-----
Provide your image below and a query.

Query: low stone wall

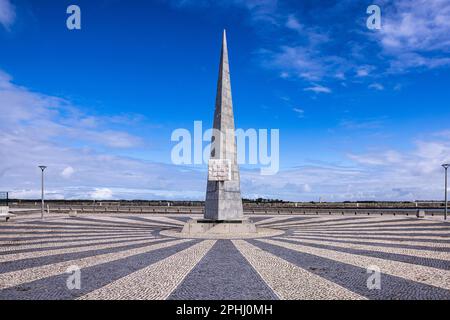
[9,205,445,217]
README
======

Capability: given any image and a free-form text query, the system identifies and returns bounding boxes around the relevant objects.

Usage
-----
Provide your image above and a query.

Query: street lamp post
[443,164,450,220]
[38,166,47,219]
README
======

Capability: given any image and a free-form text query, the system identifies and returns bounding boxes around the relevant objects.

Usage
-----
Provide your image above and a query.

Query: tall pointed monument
[180,31,257,235]
[204,30,244,221]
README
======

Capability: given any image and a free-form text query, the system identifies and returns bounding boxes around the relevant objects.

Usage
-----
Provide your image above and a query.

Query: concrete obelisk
[204,30,244,221]
[181,30,256,235]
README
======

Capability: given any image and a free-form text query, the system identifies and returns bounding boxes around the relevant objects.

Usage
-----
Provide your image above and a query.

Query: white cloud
[303,183,312,192]
[0,70,205,200]
[262,38,348,84]
[0,0,15,30]
[236,130,450,202]
[285,14,302,33]
[2,69,448,202]
[347,151,401,166]
[335,72,346,80]
[0,71,144,150]
[61,166,75,179]
[239,140,448,201]
[303,84,331,94]
[340,118,384,130]
[167,0,450,84]
[292,108,304,117]
[356,65,375,77]
[368,83,384,91]
[377,0,450,71]
[90,188,113,200]
[166,0,278,23]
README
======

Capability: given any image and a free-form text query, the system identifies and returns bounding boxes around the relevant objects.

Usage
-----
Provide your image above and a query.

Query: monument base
[160,218,284,239]
[182,218,257,234]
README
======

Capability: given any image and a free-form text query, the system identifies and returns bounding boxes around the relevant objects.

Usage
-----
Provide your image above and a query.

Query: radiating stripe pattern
[0,214,449,300]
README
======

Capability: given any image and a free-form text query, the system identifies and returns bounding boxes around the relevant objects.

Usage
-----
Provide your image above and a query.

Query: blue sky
[1,0,450,201]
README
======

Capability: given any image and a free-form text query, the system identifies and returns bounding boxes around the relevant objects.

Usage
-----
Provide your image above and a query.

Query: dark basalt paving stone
[288,232,450,244]
[0,231,150,243]
[0,234,155,249]
[69,217,155,229]
[164,216,193,223]
[294,230,450,237]
[168,240,278,300]
[275,237,450,271]
[2,215,449,300]
[268,216,372,228]
[0,222,151,232]
[0,235,154,256]
[257,216,317,226]
[248,239,450,300]
[0,238,172,274]
[304,227,450,232]
[122,216,181,228]
[0,240,199,300]
[26,218,150,229]
[310,222,450,229]
[286,235,450,252]
[296,218,439,229]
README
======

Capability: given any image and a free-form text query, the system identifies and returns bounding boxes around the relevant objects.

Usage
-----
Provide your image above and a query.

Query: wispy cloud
[166,0,278,23]
[2,70,448,201]
[264,45,345,83]
[61,166,75,179]
[376,0,450,72]
[0,70,204,200]
[368,83,384,91]
[348,138,450,178]
[303,84,331,94]
[244,134,450,201]
[292,107,304,117]
[0,72,145,150]
[0,0,15,30]
[340,118,385,130]
[356,65,375,77]
[166,0,450,88]
[285,14,302,33]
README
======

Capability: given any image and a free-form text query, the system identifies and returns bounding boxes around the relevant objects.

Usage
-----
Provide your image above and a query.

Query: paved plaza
[0,214,449,300]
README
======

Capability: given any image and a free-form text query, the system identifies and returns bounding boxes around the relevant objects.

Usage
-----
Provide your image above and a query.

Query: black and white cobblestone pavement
[1,214,449,300]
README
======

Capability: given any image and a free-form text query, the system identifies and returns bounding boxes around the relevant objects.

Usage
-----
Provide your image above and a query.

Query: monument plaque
[208,159,231,182]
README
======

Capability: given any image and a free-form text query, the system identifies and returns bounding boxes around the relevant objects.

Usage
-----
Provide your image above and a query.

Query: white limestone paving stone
[232,240,365,300]
[266,216,377,228]
[292,230,450,241]
[298,223,450,231]
[0,232,151,246]
[283,237,450,259]
[257,238,450,291]
[294,229,449,236]
[0,227,150,239]
[83,215,180,228]
[1,214,449,299]
[290,233,450,248]
[255,216,303,226]
[0,238,190,290]
[0,234,154,253]
[296,218,450,230]
[0,237,158,263]
[0,223,149,233]
[78,240,216,300]
[125,216,185,226]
